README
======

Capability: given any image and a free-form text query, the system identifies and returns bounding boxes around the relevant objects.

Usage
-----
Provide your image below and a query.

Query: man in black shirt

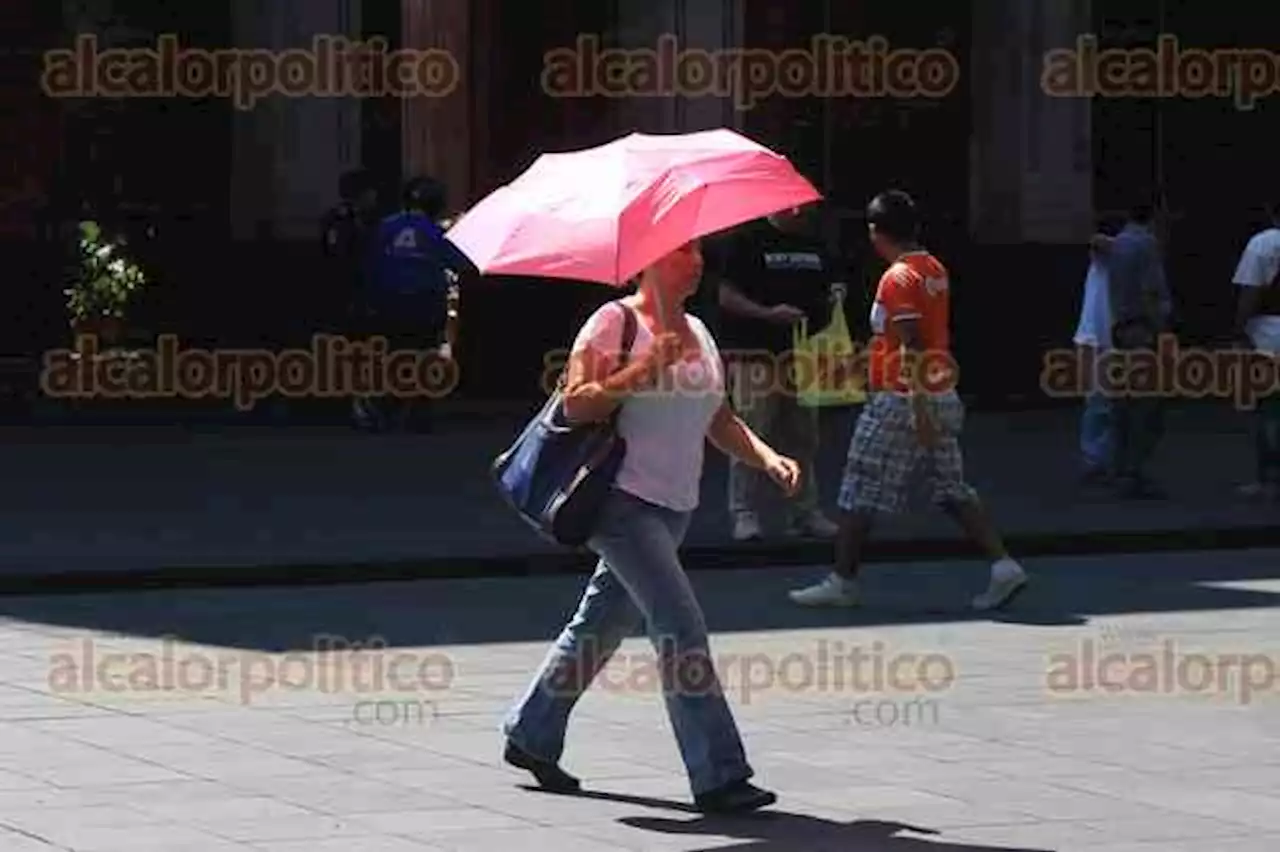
[716,205,841,541]
[321,169,379,332]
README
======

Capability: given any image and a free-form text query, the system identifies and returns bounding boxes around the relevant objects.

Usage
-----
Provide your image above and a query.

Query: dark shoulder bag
[491,302,638,547]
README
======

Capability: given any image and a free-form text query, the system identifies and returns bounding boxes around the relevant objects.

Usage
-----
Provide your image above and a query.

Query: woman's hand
[645,332,683,374]
[764,452,801,495]
[706,405,799,493]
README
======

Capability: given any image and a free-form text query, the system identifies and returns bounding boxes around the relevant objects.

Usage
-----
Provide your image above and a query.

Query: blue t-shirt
[367,211,453,300]
[1103,223,1170,327]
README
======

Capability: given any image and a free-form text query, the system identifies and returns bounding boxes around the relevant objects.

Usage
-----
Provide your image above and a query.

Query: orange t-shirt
[867,250,955,393]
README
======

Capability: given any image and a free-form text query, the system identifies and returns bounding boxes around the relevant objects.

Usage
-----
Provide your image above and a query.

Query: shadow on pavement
[0,549,1276,651]
[619,814,1050,851]
[617,814,1049,851]
[522,788,1051,851]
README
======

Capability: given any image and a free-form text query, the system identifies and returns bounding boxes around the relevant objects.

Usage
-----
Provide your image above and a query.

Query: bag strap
[607,302,639,425]
[615,300,638,367]
[552,300,638,396]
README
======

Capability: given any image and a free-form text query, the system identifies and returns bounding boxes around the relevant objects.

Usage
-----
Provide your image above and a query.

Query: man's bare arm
[718,281,775,320]
[1236,287,1263,340]
[895,317,934,431]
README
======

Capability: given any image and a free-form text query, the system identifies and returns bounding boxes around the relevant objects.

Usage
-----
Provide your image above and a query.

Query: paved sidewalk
[0,549,1276,849]
[0,403,1274,585]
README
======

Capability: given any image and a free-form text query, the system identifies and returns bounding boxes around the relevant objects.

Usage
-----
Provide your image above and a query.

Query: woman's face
[651,240,703,301]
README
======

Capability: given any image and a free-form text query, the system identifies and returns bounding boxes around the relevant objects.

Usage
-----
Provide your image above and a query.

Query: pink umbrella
[445,128,821,286]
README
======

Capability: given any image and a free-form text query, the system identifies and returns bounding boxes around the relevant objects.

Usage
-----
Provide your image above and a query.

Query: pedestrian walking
[1091,195,1173,499]
[320,169,378,333]
[788,190,1029,610]
[502,240,801,813]
[1231,196,1280,499]
[356,176,472,430]
[1075,216,1120,484]
[715,204,840,541]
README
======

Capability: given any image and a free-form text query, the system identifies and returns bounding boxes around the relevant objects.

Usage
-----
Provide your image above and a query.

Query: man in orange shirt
[789,190,1029,610]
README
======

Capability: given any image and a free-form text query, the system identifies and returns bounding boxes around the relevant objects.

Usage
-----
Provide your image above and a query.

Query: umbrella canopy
[445,128,821,285]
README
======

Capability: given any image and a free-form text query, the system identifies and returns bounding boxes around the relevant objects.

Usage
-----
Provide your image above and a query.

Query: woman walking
[501,239,801,813]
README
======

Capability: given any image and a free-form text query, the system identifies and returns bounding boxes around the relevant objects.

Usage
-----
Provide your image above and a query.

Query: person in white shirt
[1077,221,1118,483]
[501,239,801,814]
[1232,199,1280,499]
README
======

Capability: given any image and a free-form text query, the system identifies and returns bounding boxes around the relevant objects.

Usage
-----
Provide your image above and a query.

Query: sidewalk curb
[1,524,1277,597]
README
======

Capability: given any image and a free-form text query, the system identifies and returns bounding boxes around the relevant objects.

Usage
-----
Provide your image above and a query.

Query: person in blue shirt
[354,176,473,431]
[1090,194,1173,498]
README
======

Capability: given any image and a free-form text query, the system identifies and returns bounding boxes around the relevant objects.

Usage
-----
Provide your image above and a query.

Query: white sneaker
[971,558,1028,611]
[789,573,860,607]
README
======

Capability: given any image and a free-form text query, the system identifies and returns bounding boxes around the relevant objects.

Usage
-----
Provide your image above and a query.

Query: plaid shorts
[838,391,979,514]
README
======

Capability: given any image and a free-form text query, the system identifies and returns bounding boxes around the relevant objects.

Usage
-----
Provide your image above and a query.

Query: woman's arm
[706,401,774,468]
[707,402,800,494]
[561,348,656,423]
[560,316,676,424]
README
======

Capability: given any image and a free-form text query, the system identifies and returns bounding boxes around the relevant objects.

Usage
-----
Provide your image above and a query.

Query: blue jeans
[1080,392,1113,471]
[1256,393,1280,484]
[502,488,752,795]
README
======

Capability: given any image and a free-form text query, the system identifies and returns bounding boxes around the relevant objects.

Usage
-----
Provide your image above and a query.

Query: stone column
[610,0,678,133]
[969,0,1092,243]
[601,0,746,135]
[674,0,743,132]
[401,0,470,208]
[228,0,271,240]
[229,0,362,240]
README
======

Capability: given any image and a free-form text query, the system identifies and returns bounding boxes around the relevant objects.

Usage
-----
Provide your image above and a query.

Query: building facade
[4,0,1277,399]
[14,0,1098,243]
[221,0,1098,245]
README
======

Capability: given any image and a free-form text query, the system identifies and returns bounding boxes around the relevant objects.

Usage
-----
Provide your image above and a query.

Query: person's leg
[1079,391,1113,481]
[1261,394,1280,490]
[401,320,447,433]
[1111,388,1136,475]
[777,393,837,536]
[925,393,1028,610]
[727,361,777,540]
[592,490,768,808]
[789,395,913,606]
[502,555,644,790]
[1242,392,1280,498]
[1117,396,1166,498]
[350,300,381,430]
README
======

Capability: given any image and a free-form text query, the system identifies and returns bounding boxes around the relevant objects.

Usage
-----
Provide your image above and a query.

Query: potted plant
[66,219,146,344]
